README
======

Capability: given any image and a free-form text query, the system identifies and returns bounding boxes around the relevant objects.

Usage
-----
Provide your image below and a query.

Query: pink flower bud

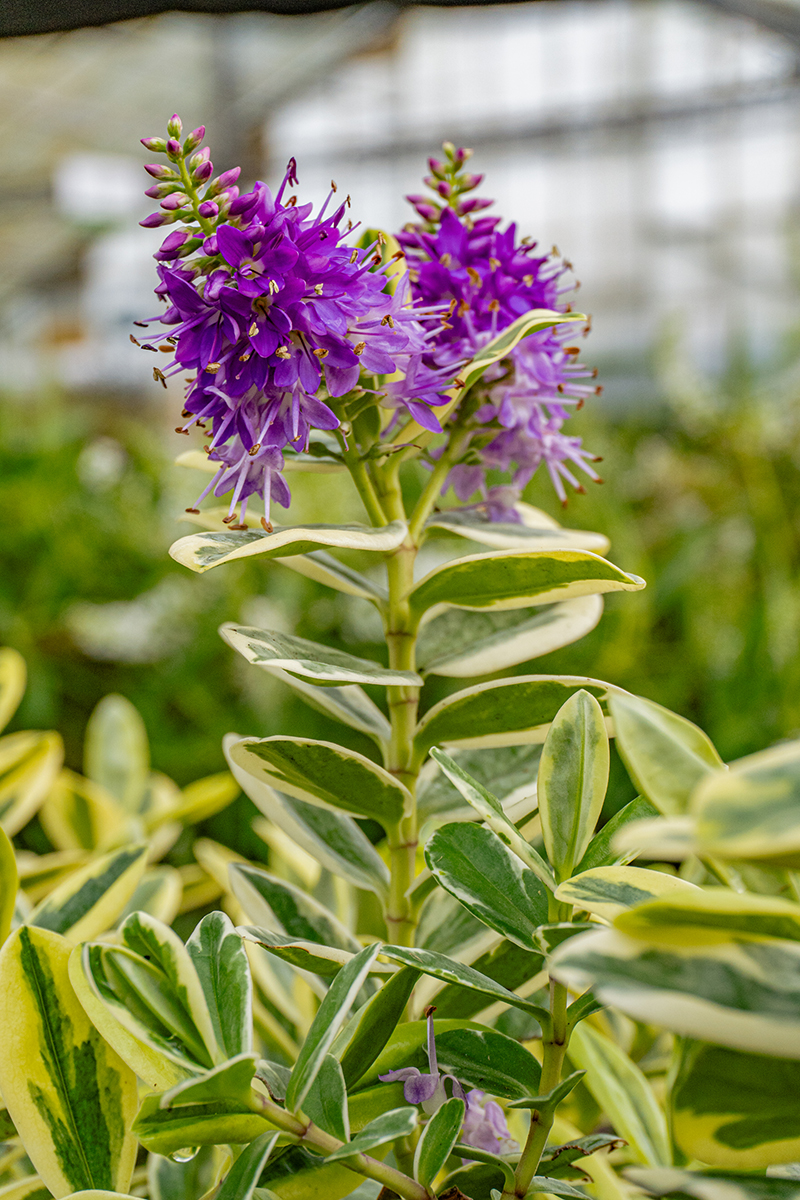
[166,138,182,159]
[427,157,446,179]
[144,163,176,180]
[160,193,190,210]
[193,160,213,183]
[153,230,190,260]
[140,211,169,228]
[198,200,219,218]
[190,147,211,167]
[461,173,484,191]
[183,126,205,154]
[207,167,241,196]
[458,196,494,214]
[140,136,167,152]
[454,147,473,163]
[167,114,183,138]
[436,180,453,198]
[411,200,440,221]
[202,234,219,255]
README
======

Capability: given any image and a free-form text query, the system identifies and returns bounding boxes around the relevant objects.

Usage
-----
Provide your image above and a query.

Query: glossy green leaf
[160,1054,259,1109]
[221,624,421,687]
[277,549,388,602]
[0,645,26,732]
[169,520,408,573]
[217,1131,279,1200]
[380,946,549,1024]
[437,1161,508,1198]
[539,1133,626,1178]
[425,822,549,948]
[239,926,366,977]
[554,865,700,921]
[414,675,618,756]
[285,942,381,1112]
[84,694,149,814]
[431,1025,542,1099]
[186,911,252,1058]
[568,1022,671,1166]
[507,1069,585,1111]
[147,1143,218,1200]
[424,503,609,555]
[391,308,585,451]
[258,669,392,748]
[609,692,723,816]
[0,824,17,944]
[692,739,800,865]
[0,730,64,836]
[627,1168,800,1200]
[551,926,800,1058]
[303,1055,349,1141]
[0,926,138,1197]
[323,1106,418,1163]
[231,863,362,959]
[408,548,644,619]
[429,749,554,888]
[30,843,148,943]
[615,888,800,946]
[414,1096,465,1188]
[538,690,609,881]
[416,596,603,678]
[430,939,544,1020]
[133,1092,273,1156]
[337,966,421,1086]
[612,814,699,863]
[574,796,660,873]
[228,736,410,826]
[417,743,541,822]
[671,1040,800,1169]
[224,734,389,897]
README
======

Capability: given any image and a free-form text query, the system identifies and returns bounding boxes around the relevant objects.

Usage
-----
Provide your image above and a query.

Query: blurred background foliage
[5,313,800,825]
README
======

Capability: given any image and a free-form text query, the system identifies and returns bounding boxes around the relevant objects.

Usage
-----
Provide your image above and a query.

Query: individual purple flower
[396,144,602,511]
[379,1007,466,1115]
[461,1090,518,1157]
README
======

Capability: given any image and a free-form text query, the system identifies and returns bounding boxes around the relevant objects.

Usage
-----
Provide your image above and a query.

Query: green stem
[502,980,568,1200]
[176,155,216,237]
[377,458,421,947]
[336,431,388,527]
[253,1094,430,1200]
[407,425,470,543]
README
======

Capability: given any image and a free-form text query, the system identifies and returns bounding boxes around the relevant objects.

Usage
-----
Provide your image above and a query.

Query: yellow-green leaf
[0,647,26,733]
[555,865,700,921]
[84,695,149,815]
[0,823,17,945]
[0,926,138,1198]
[29,844,148,943]
[169,520,408,574]
[0,731,64,836]
[615,888,800,947]
[39,771,126,853]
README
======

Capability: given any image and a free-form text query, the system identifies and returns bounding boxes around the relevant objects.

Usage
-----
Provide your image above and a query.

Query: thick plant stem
[252,1094,430,1200]
[502,980,569,1200]
[336,433,388,527]
[407,426,471,543]
[379,458,421,947]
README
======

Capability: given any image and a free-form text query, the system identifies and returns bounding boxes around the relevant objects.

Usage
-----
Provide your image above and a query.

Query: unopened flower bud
[427,157,446,179]
[153,229,190,260]
[460,173,484,191]
[183,125,205,154]
[167,113,183,138]
[408,196,439,221]
[141,136,167,152]
[454,147,473,163]
[166,138,182,160]
[207,166,241,196]
[193,160,213,183]
[144,163,177,180]
[160,192,190,210]
[436,181,453,198]
[203,234,219,254]
[457,196,494,214]
[175,236,203,258]
[198,200,219,218]
[140,211,169,228]
[190,147,211,167]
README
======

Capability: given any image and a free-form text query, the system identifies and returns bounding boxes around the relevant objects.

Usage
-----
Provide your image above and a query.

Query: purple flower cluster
[379,1008,518,1156]
[137,117,450,528]
[397,145,603,510]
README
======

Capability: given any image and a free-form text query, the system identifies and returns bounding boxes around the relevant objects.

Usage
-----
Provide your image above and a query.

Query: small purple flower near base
[461,1090,518,1157]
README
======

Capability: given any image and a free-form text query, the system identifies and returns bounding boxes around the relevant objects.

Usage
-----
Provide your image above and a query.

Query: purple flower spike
[379,1008,465,1116]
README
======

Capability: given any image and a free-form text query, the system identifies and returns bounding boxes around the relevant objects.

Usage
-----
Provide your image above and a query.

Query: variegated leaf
[416,595,603,678]
[424,502,609,554]
[0,823,17,945]
[39,770,126,852]
[29,844,148,943]
[220,624,421,687]
[259,667,391,747]
[231,863,362,959]
[0,1179,52,1200]
[615,888,800,946]
[228,735,410,826]
[0,926,138,1197]
[671,1040,800,1169]
[0,646,26,732]
[116,866,183,926]
[0,731,64,836]
[407,548,644,620]
[277,549,388,601]
[164,772,240,827]
[169,520,408,574]
[554,865,700,921]
[417,743,541,822]
[414,675,619,756]
[551,925,800,1057]
[186,911,252,1059]
[83,695,149,814]
[627,1167,800,1200]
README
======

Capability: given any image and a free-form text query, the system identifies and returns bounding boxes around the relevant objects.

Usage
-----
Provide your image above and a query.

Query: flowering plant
[2,116,800,1200]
